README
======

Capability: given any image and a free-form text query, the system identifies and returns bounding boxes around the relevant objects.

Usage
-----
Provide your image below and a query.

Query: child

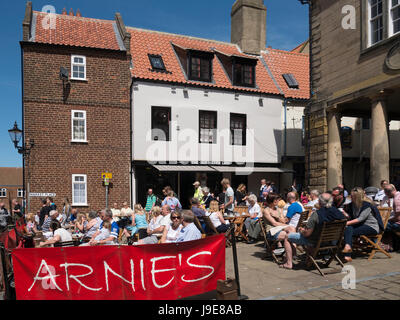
[74,213,87,235]
[26,213,37,233]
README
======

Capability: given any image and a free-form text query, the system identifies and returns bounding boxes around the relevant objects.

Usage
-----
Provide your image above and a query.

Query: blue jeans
[288,232,310,246]
[386,221,400,233]
[344,225,377,257]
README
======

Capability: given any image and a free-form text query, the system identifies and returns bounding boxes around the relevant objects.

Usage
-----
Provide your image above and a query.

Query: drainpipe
[283,98,288,160]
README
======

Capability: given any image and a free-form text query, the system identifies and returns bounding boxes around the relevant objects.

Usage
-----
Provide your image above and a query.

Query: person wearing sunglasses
[161,212,183,244]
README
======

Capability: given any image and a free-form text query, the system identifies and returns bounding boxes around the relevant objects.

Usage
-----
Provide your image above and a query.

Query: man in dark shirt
[201,187,214,209]
[332,187,345,209]
[12,199,22,219]
[47,197,57,211]
[0,202,10,229]
[190,198,206,231]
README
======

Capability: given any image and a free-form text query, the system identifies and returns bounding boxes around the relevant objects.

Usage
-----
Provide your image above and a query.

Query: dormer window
[188,51,213,82]
[282,73,299,89]
[149,54,166,71]
[233,58,256,87]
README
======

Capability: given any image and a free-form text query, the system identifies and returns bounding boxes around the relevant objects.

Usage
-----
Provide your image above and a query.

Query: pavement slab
[226,241,400,300]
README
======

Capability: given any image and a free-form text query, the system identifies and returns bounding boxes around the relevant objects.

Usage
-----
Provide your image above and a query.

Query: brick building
[21,3,132,212]
[0,168,23,210]
[304,0,400,191]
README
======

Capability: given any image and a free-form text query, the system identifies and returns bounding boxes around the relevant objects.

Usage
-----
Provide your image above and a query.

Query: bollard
[216,278,238,300]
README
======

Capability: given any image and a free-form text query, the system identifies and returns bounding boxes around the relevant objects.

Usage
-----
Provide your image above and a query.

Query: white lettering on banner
[140,259,146,291]
[60,263,102,292]
[150,256,177,289]
[28,260,63,292]
[181,252,215,283]
[104,260,135,292]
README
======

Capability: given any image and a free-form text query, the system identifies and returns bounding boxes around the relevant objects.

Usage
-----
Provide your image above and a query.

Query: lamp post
[8,121,34,213]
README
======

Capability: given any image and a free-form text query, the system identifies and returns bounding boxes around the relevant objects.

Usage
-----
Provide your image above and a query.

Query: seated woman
[39,220,72,247]
[137,206,164,245]
[245,194,262,244]
[74,213,87,236]
[262,193,295,270]
[26,213,38,234]
[342,187,381,263]
[205,201,230,233]
[81,211,102,242]
[161,211,183,243]
[124,204,149,240]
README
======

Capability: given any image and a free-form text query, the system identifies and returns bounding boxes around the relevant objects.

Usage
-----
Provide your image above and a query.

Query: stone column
[327,111,343,190]
[370,97,390,187]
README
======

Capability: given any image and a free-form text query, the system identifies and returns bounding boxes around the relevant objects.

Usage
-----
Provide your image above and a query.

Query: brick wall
[22,43,131,212]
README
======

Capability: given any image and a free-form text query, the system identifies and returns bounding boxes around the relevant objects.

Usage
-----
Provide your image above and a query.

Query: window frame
[188,51,213,82]
[17,188,24,198]
[199,110,218,144]
[148,54,166,71]
[72,174,88,206]
[232,57,256,88]
[71,55,87,81]
[151,106,172,142]
[0,188,6,198]
[368,0,384,46]
[230,113,247,146]
[389,0,400,36]
[71,110,87,143]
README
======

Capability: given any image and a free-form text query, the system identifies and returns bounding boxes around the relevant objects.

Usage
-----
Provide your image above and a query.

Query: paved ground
[225,241,400,300]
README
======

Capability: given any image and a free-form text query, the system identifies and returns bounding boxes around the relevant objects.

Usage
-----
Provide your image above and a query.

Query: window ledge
[72,204,89,207]
[71,140,89,144]
[361,33,400,56]
[70,78,88,82]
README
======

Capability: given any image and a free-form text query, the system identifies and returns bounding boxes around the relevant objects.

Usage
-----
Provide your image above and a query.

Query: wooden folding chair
[356,207,392,261]
[258,217,284,264]
[232,216,248,242]
[203,216,232,247]
[296,210,311,232]
[305,220,347,277]
[235,206,249,215]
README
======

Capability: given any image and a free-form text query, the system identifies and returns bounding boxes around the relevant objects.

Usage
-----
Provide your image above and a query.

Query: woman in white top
[206,201,229,233]
[39,220,72,247]
[161,211,183,243]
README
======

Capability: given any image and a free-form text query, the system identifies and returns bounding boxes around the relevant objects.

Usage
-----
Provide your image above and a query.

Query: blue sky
[0,0,308,167]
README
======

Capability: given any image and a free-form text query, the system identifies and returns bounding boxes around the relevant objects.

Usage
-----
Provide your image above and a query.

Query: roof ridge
[262,48,309,57]
[127,26,236,47]
[33,10,114,24]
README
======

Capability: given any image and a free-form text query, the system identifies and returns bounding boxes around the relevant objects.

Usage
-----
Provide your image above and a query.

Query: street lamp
[8,121,34,155]
[8,121,34,214]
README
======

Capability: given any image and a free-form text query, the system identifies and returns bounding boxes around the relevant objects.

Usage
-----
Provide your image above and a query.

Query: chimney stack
[231,0,267,55]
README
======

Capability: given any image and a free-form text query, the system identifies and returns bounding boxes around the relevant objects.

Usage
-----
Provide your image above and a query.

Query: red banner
[12,235,226,300]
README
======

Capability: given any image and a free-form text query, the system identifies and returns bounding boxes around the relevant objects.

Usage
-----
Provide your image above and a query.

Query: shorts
[141,235,159,245]
[267,230,283,241]
[288,232,310,246]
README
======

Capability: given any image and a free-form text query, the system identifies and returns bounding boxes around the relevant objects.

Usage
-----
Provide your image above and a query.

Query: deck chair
[194,216,207,239]
[258,217,284,264]
[305,219,347,277]
[355,207,392,260]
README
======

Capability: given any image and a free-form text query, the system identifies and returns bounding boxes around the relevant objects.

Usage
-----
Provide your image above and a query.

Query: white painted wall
[132,82,283,164]
[283,105,305,157]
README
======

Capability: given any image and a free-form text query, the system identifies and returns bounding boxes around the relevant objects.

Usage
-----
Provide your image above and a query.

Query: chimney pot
[62,8,67,15]
[76,9,82,17]
[69,8,74,16]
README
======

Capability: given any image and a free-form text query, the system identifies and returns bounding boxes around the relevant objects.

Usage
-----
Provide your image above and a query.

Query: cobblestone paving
[226,241,400,300]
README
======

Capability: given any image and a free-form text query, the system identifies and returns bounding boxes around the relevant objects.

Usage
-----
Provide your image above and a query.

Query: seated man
[39,220,72,247]
[306,190,320,209]
[382,184,400,234]
[190,198,206,231]
[288,193,345,260]
[175,210,202,243]
[286,192,303,228]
